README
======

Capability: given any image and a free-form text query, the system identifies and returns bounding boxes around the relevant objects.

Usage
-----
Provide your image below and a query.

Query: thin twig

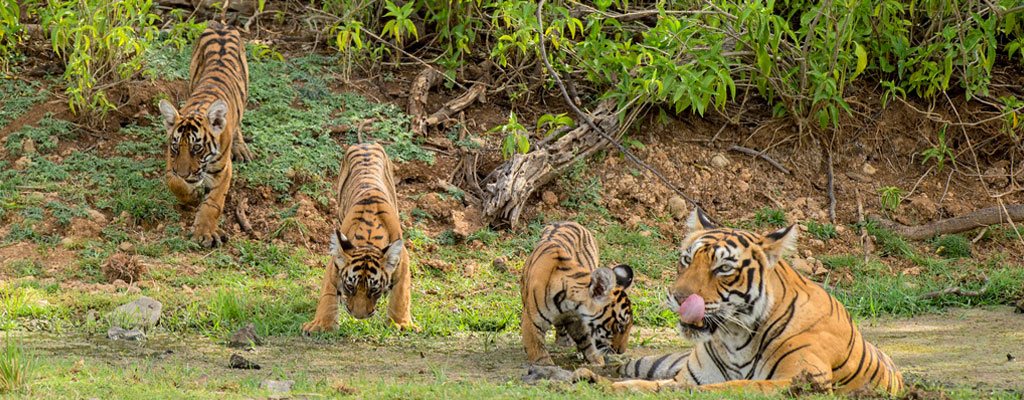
[356,27,468,91]
[919,274,989,300]
[535,0,703,213]
[728,145,792,175]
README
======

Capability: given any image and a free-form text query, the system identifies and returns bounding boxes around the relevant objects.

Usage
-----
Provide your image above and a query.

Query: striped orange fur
[521,221,634,366]
[158,21,251,248]
[612,208,903,395]
[302,143,416,332]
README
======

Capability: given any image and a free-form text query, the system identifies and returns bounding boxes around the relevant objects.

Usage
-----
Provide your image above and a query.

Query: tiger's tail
[618,352,689,380]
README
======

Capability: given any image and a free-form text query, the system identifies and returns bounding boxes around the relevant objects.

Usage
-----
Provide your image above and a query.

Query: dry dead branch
[919,274,989,300]
[409,68,442,136]
[728,145,791,175]
[480,100,620,228]
[869,204,1024,240]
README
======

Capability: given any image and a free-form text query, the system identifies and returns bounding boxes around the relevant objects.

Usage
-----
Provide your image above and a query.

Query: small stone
[667,196,688,220]
[626,215,642,228]
[109,296,162,330]
[451,210,471,238]
[710,154,730,169]
[983,165,1009,187]
[118,242,135,253]
[492,257,508,273]
[835,225,847,234]
[107,326,146,341]
[862,162,877,176]
[229,353,261,370]
[735,180,750,192]
[22,138,36,154]
[810,239,825,248]
[541,191,558,206]
[522,365,574,384]
[13,156,32,170]
[229,322,263,349]
[260,379,294,394]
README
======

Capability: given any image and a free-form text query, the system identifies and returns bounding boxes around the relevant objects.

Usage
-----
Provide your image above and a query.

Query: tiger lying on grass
[521,221,635,366]
[158,21,252,248]
[600,208,904,395]
[302,143,417,332]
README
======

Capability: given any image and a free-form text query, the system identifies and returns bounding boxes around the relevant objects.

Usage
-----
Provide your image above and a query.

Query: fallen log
[408,68,442,136]
[479,100,619,228]
[868,204,1024,240]
[424,61,492,127]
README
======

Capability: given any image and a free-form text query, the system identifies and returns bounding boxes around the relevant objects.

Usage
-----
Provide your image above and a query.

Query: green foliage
[559,160,605,214]
[0,335,34,393]
[0,80,49,128]
[921,126,956,171]
[39,0,159,114]
[492,112,529,159]
[933,234,971,259]
[0,0,23,73]
[878,186,905,212]
[752,207,787,228]
[536,113,574,137]
[864,222,915,258]
[382,0,419,47]
[805,220,839,241]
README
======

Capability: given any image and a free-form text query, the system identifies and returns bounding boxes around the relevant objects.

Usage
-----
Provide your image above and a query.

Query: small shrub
[933,234,971,259]
[0,335,34,393]
[0,1,23,73]
[805,221,839,241]
[492,112,529,159]
[101,253,145,283]
[40,0,159,113]
[864,222,915,258]
[878,186,905,212]
[753,208,788,228]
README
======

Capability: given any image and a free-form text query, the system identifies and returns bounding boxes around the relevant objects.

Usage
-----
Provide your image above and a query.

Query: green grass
[932,234,971,259]
[0,336,34,394]
[804,221,838,241]
[752,207,787,228]
[0,79,49,128]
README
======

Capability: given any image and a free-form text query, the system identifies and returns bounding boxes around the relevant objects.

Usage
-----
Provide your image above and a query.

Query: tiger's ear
[590,268,616,300]
[206,99,228,135]
[762,224,798,268]
[685,207,716,232]
[612,264,634,290]
[381,239,404,274]
[158,99,179,131]
[329,229,354,256]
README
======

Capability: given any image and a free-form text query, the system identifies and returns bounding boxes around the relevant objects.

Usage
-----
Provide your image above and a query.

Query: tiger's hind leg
[522,310,553,365]
[231,126,254,162]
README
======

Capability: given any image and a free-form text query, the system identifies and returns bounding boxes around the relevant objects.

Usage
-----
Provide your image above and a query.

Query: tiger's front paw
[232,141,255,162]
[302,319,337,334]
[192,225,229,248]
[392,320,421,332]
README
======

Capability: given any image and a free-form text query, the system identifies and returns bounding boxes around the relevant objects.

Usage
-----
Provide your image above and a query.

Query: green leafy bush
[753,207,787,228]
[0,1,23,73]
[39,0,159,114]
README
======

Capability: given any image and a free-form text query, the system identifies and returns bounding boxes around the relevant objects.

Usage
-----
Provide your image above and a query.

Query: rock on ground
[260,379,294,394]
[109,296,162,330]
[228,353,261,370]
[228,322,264,349]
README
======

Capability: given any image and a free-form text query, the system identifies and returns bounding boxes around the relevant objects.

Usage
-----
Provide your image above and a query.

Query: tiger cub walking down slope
[158,21,253,248]
[302,143,416,332]
[521,221,634,366]
[612,208,902,395]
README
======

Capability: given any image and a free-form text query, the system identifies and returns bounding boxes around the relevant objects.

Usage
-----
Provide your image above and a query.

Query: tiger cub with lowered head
[302,143,416,332]
[521,221,634,366]
[610,208,903,395]
[158,21,253,248]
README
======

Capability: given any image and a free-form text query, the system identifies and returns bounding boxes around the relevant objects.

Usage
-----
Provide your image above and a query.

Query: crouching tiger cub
[158,21,253,248]
[610,208,903,395]
[521,221,634,366]
[302,143,416,332]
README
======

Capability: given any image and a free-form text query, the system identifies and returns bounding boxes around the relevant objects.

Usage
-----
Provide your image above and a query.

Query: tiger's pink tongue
[677,294,705,326]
